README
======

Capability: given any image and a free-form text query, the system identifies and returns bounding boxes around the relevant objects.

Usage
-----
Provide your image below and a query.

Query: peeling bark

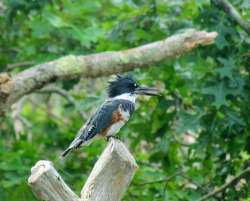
[0,29,217,114]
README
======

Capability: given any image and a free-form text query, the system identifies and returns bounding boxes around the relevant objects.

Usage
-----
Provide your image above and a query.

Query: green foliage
[0,0,250,200]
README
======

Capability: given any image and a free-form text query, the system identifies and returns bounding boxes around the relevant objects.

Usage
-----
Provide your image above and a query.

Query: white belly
[107,121,125,136]
[106,104,131,136]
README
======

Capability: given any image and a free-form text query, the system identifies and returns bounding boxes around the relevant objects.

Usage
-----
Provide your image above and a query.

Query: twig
[6,61,35,70]
[212,0,250,34]
[133,170,183,186]
[197,167,250,201]
[28,97,70,125]
[37,86,87,120]
[181,174,208,193]
[11,97,32,140]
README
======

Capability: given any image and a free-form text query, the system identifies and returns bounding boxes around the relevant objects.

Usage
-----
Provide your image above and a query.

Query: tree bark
[28,139,138,201]
[0,29,217,114]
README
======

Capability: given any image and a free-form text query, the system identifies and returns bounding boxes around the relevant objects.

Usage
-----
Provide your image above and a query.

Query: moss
[56,55,86,78]
[120,54,130,64]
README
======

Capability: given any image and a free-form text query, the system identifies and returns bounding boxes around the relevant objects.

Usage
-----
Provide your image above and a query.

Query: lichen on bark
[0,29,218,115]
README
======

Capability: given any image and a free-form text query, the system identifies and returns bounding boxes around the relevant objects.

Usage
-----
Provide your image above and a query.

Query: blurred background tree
[0,0,250,200]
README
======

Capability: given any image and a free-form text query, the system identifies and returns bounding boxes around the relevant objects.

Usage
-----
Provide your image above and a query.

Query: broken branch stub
[28,139,138,201]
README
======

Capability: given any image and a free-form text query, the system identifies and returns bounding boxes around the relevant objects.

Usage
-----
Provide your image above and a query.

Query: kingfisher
[62,75,159,157]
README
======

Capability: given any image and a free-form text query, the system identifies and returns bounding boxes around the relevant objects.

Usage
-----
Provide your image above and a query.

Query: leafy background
[0,0,250,200]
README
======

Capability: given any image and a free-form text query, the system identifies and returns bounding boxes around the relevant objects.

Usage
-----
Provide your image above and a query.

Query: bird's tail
[61,147,72,157]
[61,139,83,157]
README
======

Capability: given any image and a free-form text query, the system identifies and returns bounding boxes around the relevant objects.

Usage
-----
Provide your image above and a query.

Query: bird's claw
[106,135,121,141]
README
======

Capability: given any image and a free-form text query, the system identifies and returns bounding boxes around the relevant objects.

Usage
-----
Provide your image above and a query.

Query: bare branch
[11,97,32,140]
[212,0,250,34]
[37,86,87,120]
[0,29,217,114]
[6,61,35,71]
[27,96,70,125]
[197,167,250,201]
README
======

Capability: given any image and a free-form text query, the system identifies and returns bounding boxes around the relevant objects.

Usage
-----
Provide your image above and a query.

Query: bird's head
[108,75,159,98]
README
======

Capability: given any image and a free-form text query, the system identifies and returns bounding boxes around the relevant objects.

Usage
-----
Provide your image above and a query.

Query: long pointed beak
[135,86,160,96]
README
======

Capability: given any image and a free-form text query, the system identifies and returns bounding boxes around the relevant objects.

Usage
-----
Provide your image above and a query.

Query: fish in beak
[135,86,160,96]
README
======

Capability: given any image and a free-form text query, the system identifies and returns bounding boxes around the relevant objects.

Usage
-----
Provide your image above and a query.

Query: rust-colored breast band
[99,110,124,137]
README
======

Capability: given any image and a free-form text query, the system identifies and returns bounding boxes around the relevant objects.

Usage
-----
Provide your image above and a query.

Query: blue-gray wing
[62,99,134,157]
[81,99,135,141]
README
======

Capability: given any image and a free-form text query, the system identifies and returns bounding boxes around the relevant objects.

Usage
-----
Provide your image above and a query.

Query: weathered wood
[28,160,80,201]
[81,138,138,201]
[28,139,138,201]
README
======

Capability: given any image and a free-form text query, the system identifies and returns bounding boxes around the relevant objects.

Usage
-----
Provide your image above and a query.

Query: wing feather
[62,99,134,157]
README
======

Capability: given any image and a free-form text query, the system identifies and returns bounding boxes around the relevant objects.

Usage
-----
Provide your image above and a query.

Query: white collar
[112,93,136,103]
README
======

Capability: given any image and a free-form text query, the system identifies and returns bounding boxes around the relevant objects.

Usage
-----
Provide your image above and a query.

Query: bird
[61,75,159,157]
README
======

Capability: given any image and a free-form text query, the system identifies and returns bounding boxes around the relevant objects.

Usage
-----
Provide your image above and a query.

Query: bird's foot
[106,135,121,142]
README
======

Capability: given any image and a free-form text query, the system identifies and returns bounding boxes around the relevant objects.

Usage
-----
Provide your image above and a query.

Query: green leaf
[70,25,104,47]
[215,57,235,79]
[202,81,232,108]
[176,110,203,134]
[225,108,246,127]
[45,13,69,28]
[215,23,235,49]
